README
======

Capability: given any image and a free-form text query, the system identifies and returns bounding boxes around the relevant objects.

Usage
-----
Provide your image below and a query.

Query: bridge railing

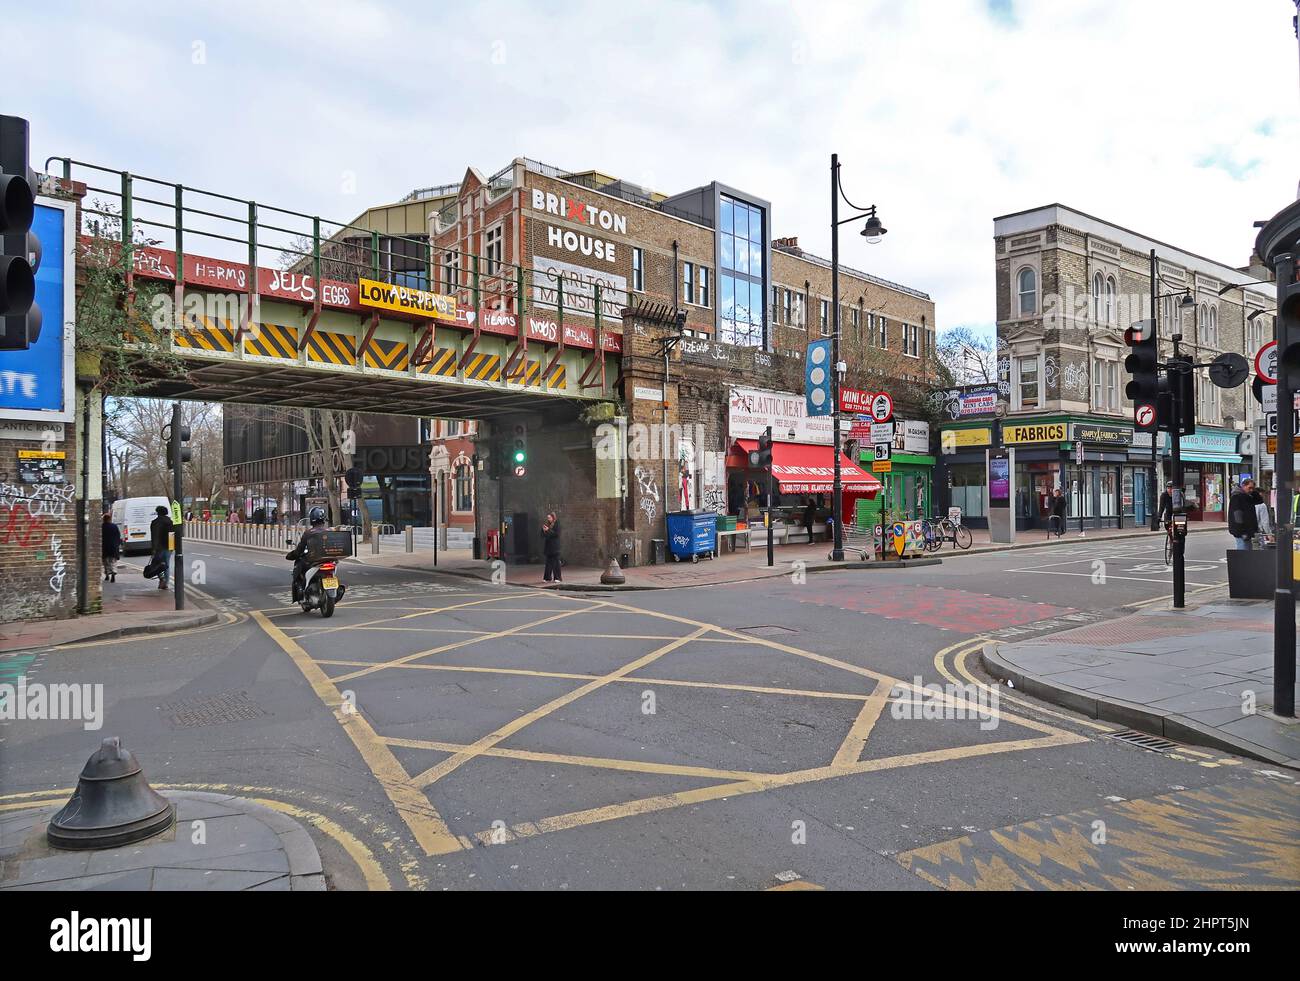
[46,157,656,336]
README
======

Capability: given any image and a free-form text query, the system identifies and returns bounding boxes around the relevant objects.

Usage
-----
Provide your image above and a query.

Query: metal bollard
[405,526,414,553]
[371,533,380,555]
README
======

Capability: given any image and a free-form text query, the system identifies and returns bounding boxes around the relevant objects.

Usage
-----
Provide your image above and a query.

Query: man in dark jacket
[102,512,122,582]
[1227,479,1260,550]
[541,511,562,584]
[1049,488,1068,537]
[149,505,173,590]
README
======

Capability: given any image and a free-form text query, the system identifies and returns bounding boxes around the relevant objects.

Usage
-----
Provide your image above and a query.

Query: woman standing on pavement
[542,511,562,584]
[102,512,122,582]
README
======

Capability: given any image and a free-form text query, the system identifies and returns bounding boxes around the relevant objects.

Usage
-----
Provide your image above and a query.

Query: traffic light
[344,466,363,499]
[164,421,192,470]
[1,115,41,351]
[750,426,773,472]
[510,423,527,474]
[1280,257,1300,391]
[1124,319,1158,431]
[1159,356,1196,437]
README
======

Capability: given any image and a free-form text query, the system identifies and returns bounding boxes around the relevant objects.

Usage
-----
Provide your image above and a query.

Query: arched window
[1199,304,1209,344]
[1208,306,1218,347]
[1092,272,1104,322]
[1105,276,1116,324]
[454,463,473,513]
[1017,268,1037,317]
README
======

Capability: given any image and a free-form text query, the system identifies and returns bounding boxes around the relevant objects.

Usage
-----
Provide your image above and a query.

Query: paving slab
[0,791,325,892]
[982,599,1300,768]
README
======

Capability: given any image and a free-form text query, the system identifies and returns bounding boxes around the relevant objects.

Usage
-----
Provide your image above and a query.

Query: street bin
[1226,547,1276,600]
[666,510,717,563]
[650,539,666,565]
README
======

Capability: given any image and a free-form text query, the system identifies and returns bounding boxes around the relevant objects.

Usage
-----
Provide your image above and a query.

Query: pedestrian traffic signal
[510,423,528,471]
[1124,319,1158,432]
[0,115,41,352]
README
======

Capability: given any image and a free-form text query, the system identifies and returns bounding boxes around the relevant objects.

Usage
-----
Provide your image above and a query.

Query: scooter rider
[286,507,328,601]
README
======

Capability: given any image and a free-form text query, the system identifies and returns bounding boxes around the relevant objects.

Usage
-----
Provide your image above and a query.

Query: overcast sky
[16,0,1300,337]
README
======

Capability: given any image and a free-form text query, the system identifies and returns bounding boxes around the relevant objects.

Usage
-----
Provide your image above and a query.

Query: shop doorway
[1131,470,1148,527]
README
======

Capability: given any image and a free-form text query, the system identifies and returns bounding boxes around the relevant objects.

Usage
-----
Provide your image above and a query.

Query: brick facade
[0,398,100,623]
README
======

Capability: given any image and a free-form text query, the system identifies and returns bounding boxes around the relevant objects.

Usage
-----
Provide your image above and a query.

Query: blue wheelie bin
[666,510,717,563]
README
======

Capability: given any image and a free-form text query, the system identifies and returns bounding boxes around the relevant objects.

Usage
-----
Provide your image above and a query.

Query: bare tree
[936,326,997,386]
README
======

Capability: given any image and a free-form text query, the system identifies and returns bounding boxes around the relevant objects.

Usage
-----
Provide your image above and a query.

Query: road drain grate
[1105,729,1176,753]
[162,689,269,729]
[737,625,797,637]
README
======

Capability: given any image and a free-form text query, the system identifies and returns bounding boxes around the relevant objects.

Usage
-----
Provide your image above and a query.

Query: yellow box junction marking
[258,591,1091,857]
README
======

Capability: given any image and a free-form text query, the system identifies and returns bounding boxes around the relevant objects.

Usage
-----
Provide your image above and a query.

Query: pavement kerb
[980,640,1300,770]
[931,524,1221,561]
[2,608,221,655]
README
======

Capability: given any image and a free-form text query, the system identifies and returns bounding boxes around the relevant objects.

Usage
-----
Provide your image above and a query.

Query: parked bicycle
[922,515,972,551]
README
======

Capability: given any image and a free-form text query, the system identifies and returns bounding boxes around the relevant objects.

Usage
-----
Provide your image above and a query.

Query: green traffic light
[514,451,526,463]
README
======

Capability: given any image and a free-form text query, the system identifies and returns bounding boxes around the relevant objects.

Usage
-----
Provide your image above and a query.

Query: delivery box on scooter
[304,531,354,561]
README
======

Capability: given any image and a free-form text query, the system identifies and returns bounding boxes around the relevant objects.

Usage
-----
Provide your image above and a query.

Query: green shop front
[856,420,935,527]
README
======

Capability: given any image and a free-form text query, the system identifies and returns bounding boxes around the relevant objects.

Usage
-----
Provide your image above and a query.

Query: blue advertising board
[0,200,75,422]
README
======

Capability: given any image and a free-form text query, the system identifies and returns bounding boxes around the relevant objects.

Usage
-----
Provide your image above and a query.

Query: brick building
[228,156,938,565]
[427,158,937,564]
[937,204,1272,532]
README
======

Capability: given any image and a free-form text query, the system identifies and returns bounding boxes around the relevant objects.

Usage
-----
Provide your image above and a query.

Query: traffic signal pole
[1272,251,1296,718]
[171,402,185,611]
[1169,339,1185,610]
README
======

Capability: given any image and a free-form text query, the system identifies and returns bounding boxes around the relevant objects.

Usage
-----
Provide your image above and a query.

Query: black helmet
[308,506,326,526]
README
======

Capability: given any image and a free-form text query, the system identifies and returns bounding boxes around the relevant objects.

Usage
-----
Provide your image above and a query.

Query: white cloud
[15,0,1300,336]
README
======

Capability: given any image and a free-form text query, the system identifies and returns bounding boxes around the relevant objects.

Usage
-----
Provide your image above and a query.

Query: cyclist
[1158,481,1174,530]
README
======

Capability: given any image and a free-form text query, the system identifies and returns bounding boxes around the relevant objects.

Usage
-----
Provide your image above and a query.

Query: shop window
[949,464,986,519]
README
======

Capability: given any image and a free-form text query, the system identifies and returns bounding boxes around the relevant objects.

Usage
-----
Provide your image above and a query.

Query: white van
[111,496,170,555]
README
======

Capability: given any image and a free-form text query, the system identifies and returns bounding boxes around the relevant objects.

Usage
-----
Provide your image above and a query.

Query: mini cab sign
[358,278,458,321]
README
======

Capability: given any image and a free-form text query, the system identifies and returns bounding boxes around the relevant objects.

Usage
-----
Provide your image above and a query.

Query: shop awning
[732,440,882,496]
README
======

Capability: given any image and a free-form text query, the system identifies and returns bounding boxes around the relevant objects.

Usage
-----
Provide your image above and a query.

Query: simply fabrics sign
[729,386,833,445]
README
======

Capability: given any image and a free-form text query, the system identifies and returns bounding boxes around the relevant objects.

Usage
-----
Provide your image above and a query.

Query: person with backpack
[150,505,173,590]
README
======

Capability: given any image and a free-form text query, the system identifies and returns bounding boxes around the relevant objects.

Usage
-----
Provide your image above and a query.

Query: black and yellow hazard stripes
[415,346,457,378]
[506,359,565,390]
[306,330,357,366]
[174,316,236,353]
[462,352,502,382]
[363,338,410,372]
[244,322,300,359]
[545,361,566,391]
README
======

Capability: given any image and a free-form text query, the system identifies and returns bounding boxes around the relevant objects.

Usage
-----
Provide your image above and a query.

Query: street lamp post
[829,152,886,562]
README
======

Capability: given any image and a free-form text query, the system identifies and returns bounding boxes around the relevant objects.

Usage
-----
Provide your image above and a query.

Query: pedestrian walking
[1227,478,1260,550]
[803,497,816,543]
[541,511,562,584]
[1049,488,1067,538]
[101,512,121,583]
[150,505,174,590]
